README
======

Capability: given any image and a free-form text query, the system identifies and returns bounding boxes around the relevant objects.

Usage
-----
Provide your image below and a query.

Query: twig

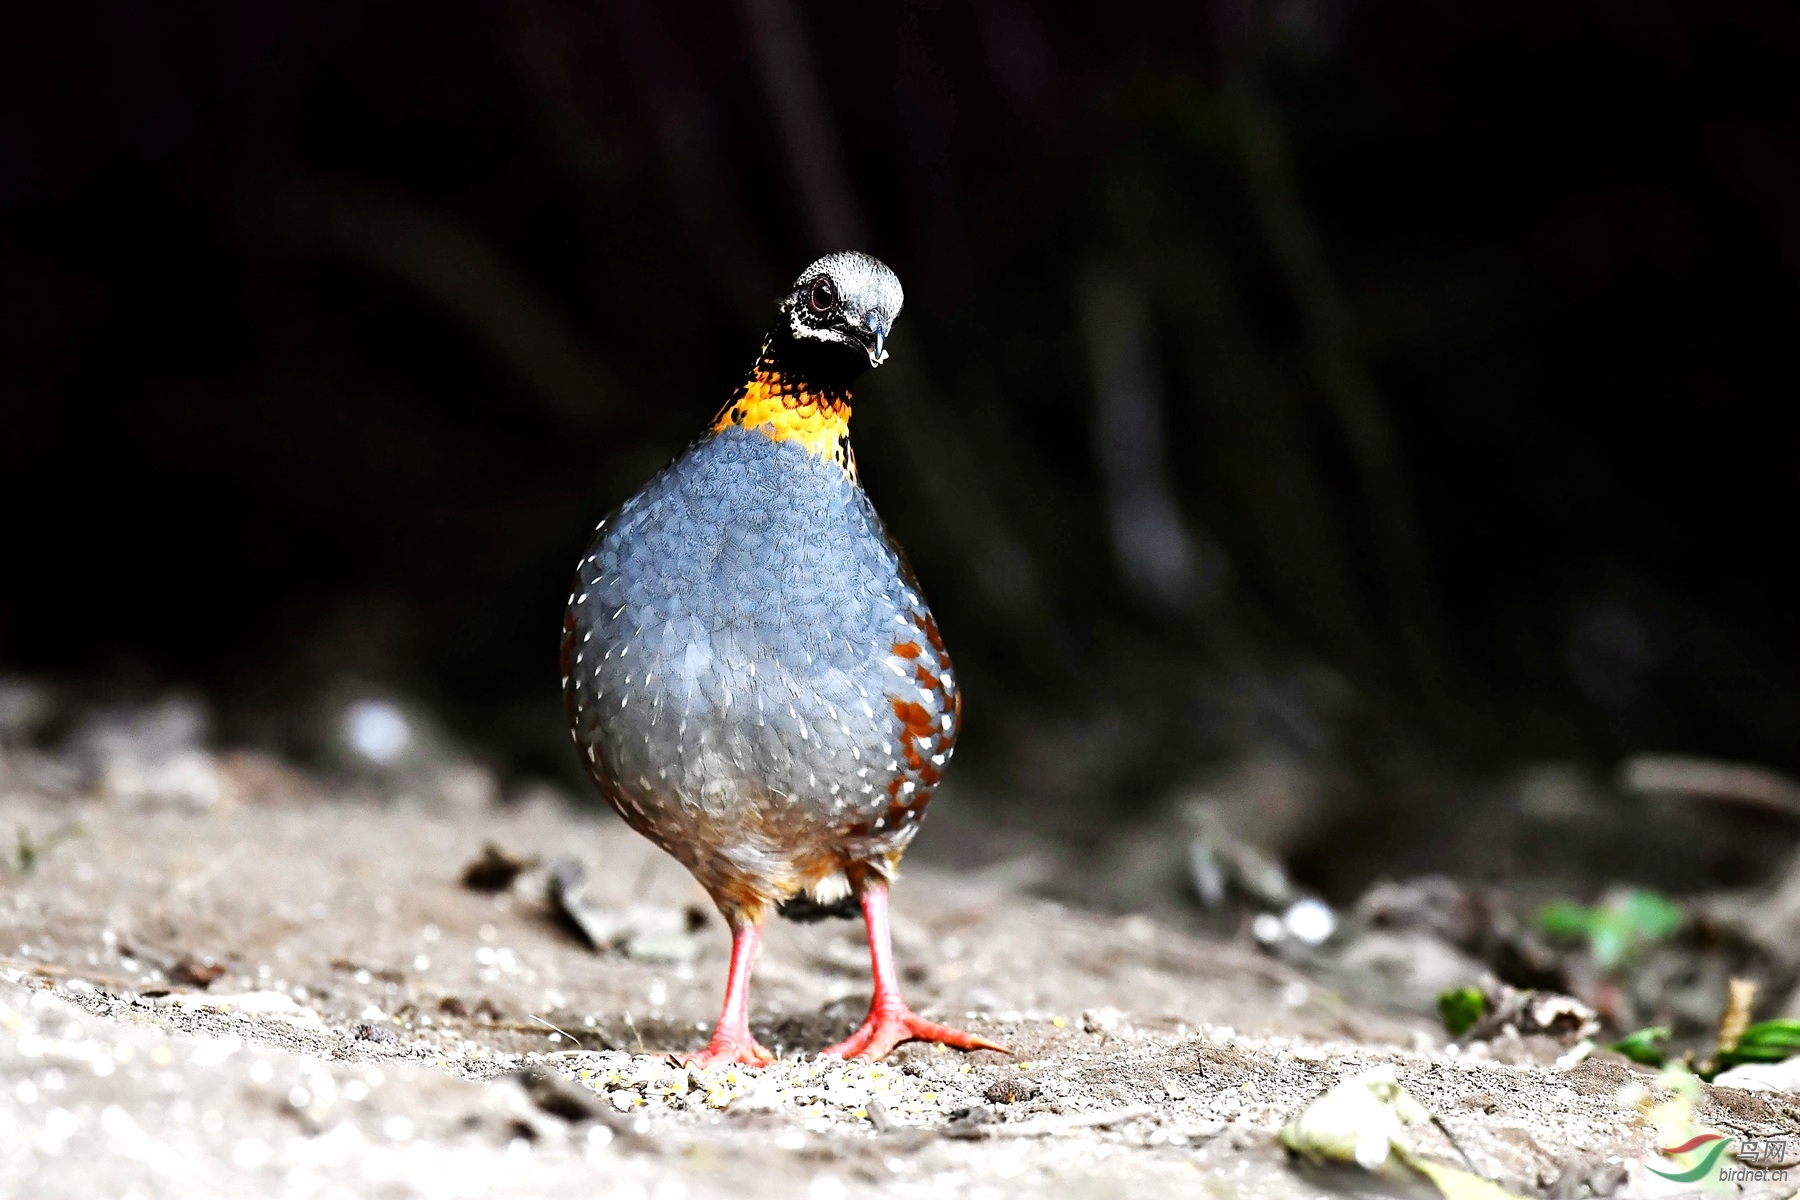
[736,0,868,249]
[1428,1113,1483,1177]
[1079,265,1211,611]
[1225,51,1452,704]
[529,1012,591,1050]
[260,174,626,429]
[1618,756,1800,818]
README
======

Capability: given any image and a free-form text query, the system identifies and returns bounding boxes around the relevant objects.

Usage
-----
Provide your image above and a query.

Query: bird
[561,252,1005,1067]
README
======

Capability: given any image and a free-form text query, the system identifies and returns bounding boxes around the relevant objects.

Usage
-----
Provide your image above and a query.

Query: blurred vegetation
[0,2,1792,893]
[1538,890,1683,973]
[1437,987,1486,1037]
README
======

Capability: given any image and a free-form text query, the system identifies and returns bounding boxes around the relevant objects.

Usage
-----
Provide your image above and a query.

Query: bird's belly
[562,429,957,898]
[585,619,903,825]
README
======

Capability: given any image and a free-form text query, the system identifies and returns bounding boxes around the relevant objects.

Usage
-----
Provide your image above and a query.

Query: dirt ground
[3,762,1797,1200]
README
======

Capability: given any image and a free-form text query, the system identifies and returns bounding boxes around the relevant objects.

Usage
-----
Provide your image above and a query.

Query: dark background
[2,1,1793,898]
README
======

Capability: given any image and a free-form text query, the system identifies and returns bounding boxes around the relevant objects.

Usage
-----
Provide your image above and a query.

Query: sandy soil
[2,766,1797,1200]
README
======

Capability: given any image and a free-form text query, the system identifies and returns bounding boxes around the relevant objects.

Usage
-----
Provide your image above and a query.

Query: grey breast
[566,425,919,830]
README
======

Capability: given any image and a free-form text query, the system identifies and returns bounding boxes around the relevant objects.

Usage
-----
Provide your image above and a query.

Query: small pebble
[984,1077,1041,1105]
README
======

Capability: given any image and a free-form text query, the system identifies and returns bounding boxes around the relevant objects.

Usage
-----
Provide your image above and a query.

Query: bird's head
[776,251,904,375]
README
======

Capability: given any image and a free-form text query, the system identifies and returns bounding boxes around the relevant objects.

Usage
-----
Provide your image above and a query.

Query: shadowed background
[1,0,1793,904]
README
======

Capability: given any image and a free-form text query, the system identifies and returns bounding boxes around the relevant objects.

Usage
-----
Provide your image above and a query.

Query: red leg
[676,920,775,1068]
[820,881,1009,1061]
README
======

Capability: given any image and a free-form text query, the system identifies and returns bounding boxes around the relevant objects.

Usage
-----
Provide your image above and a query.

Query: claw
[821,880,1011,1061]
[674,1035,776,1069]
[821,1005,1009,1061]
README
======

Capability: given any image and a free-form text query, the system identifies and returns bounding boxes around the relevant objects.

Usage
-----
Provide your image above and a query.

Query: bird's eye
[807,276,837,315]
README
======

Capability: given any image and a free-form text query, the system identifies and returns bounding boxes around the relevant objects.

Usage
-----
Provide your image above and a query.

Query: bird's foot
[674,1032,776,1069]
[820,1004,1008,1062]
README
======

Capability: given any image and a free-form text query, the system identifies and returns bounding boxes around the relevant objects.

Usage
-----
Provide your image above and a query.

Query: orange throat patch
[713,364,857,482]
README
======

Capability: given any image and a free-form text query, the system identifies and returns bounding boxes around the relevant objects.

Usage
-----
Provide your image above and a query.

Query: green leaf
[1718,1020,1800,1066]
[1438,988,1487,1037]
[1537,901,1597,939]
[1619,890,1682,940]
[1588,911,1637,970]
[1736,1019,1800,1046]
[1536,893,1683,971]
[1610,1026,1671,1067]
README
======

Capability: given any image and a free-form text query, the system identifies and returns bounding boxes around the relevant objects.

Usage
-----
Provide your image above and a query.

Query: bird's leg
[819,880,1008,1061]
[677,918,775,1068]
